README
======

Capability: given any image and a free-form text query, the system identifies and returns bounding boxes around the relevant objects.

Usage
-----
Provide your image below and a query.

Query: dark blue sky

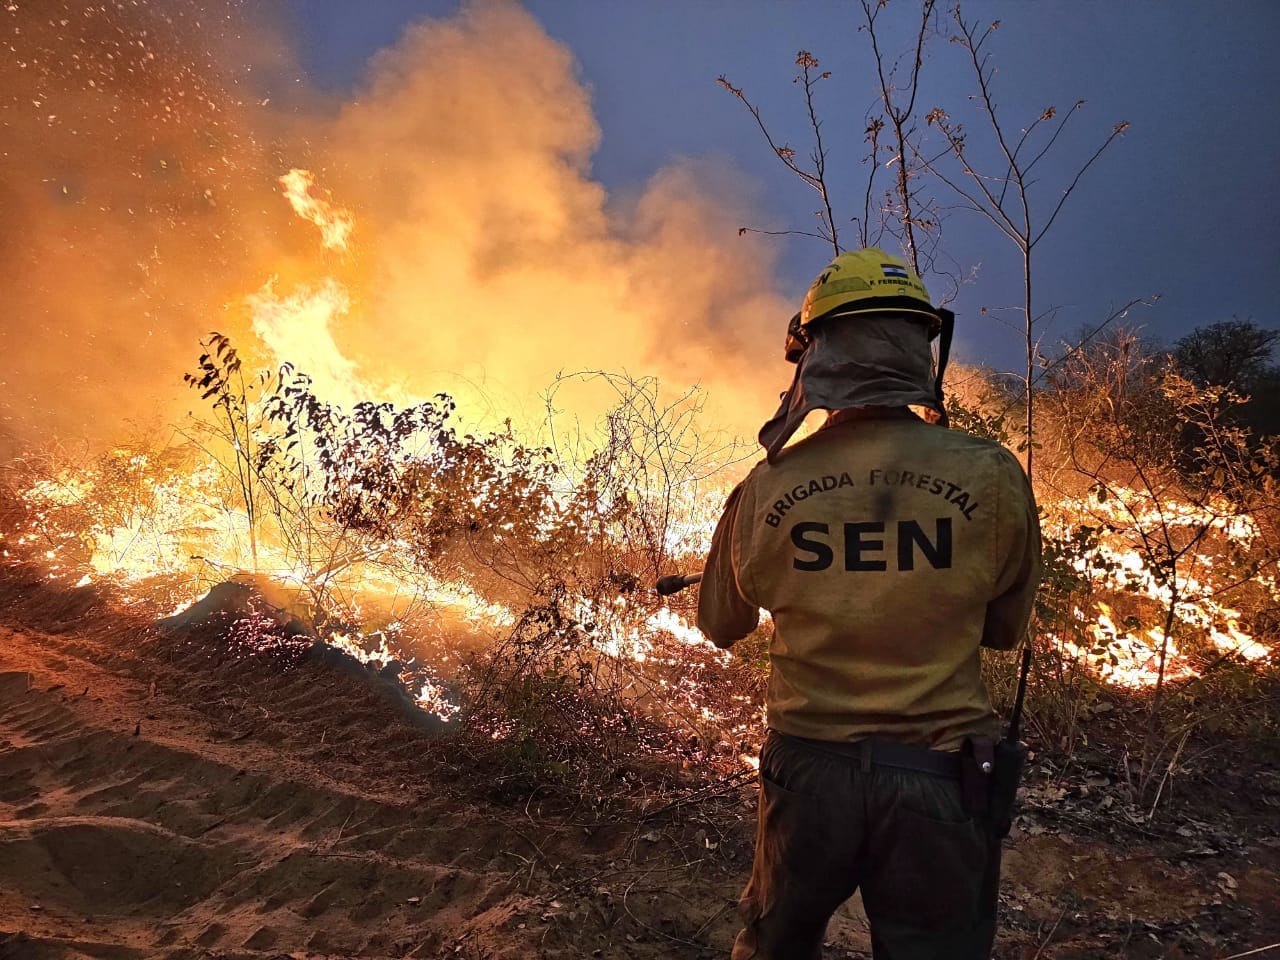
[282,0,1280,374]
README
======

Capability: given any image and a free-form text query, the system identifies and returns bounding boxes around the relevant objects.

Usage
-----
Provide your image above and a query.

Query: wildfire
[9,1,1270,783]
[4,157,1272,762]
[0,164,754,743]
[1041,485,1277,688]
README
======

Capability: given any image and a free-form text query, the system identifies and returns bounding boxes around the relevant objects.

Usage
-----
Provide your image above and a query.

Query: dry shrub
[4,340,761,797]
[959,332,1280,804]
[446,372,760,789]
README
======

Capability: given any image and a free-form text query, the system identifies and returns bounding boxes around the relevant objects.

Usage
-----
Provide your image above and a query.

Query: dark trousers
[732,731,1002,960]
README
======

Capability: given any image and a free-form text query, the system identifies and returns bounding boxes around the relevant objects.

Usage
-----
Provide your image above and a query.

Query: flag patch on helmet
[881,263,909,279]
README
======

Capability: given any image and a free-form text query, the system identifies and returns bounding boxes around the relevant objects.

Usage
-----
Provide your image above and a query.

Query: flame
[14,394,1274,701]
[278,168,354,252]
[1052,601,1194,690]
[3,0,796,452]
[1040,486,1277,688]
[8,166,729,686]
[326,630,461,722]
[249,278,364,407]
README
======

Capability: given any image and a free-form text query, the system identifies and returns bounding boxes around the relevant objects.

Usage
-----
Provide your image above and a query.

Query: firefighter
[697,248,1042,960]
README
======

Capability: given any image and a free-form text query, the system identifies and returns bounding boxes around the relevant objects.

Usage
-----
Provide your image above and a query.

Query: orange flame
[278,168,354,252]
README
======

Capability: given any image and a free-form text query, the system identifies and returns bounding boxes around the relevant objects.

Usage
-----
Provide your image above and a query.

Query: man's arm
[982,452,1043,650]
[697,482,759,649]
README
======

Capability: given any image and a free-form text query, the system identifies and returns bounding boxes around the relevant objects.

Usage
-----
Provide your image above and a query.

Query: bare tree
[919,6,1130,479]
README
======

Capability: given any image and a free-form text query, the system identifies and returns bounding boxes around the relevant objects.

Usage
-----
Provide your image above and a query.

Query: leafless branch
[1032,119,1130,248]
[718,56,839,254]
[861,0,938,270]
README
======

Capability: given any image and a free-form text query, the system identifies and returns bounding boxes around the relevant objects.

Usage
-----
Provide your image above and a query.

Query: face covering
[758,314,944,463]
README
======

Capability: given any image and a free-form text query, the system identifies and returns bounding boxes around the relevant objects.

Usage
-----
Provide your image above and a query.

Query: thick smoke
[1,0,792,450]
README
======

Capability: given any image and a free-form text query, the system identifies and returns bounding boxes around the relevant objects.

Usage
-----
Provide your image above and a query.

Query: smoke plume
[1,0,792,450]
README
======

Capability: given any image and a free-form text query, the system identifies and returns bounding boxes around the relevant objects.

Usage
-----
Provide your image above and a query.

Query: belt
[781,732,962,779]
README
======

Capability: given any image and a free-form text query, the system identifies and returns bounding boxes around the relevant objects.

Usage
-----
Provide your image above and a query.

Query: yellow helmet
[799,247,940,333]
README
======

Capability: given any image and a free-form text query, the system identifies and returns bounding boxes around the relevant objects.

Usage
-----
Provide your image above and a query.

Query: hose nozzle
[655,572,703,596]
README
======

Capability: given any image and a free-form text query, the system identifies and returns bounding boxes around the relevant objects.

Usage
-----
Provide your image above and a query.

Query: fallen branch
[639,768,756,822]
[1221,944,1280,960]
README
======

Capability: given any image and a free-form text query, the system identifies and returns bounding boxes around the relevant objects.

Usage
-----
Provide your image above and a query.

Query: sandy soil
[1,569,1277,959]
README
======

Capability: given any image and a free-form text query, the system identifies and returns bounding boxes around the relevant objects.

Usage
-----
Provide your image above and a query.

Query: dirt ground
[1,568,1278,960]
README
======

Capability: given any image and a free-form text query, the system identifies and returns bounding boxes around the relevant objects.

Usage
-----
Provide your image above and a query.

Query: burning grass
[0,346,771,796]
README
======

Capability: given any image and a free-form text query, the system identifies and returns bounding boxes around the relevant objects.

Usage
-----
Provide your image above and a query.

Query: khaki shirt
[698,409,1042,752]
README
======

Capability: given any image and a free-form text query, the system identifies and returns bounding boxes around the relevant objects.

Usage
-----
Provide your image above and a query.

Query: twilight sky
[281,0,1280,372]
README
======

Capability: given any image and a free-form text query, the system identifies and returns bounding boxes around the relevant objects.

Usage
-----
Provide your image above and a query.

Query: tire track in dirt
[0,593,752,960]
[0,654,558,959]
[10,577,850,960]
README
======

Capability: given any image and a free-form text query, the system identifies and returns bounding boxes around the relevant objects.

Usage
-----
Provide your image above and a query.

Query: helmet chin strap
[933,308,955,428]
